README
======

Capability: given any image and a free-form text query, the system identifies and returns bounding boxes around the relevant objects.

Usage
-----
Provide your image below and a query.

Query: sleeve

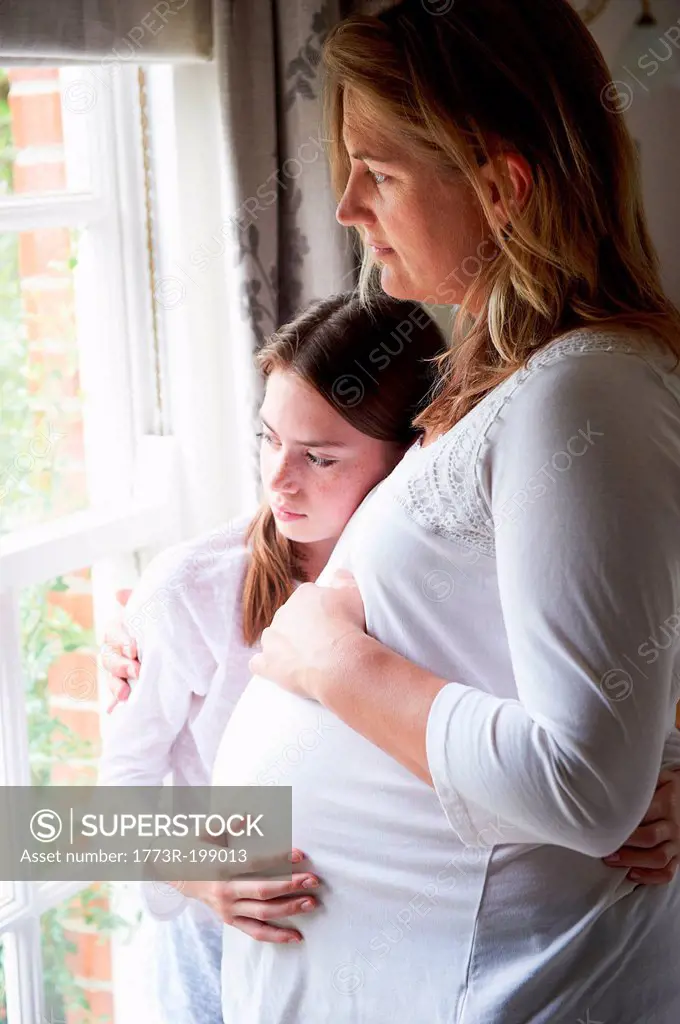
[426,350,680,858]
[97,544,212,787]
[97,545,217,922]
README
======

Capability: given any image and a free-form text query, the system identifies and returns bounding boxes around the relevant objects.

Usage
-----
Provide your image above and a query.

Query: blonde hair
[322,0,680,435]
[241,292,446,645]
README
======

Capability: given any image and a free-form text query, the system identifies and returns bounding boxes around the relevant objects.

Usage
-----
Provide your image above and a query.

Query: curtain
[214,0,360,485]
[0,0,211,63]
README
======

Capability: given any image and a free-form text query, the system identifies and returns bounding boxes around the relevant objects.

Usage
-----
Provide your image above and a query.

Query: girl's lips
[273,507,306,522]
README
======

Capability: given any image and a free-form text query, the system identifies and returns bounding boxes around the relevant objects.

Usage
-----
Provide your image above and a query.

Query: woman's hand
[175,851,321,943]
[249,570,366,700]
[602,768,679,884]
[100,589,140,712]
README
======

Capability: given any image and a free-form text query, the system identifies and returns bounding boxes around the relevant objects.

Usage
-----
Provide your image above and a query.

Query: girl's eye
[256,430,277,447]
[306,452,337,468]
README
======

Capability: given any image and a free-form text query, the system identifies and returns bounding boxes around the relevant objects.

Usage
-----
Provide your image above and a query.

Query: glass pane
[0,227,88,535]
[41,883,140,1024]
[0,67,91,197]
[0,937,6,1024]
[21,567,99,786]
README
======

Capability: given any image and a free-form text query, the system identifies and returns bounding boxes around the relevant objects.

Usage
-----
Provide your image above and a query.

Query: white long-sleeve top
[214,327,680,1024]
[98,513,257,1023]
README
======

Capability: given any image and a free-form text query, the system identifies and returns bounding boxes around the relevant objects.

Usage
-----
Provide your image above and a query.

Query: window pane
[0,937,6,1024]
[0,227,88,535]
[21,567,99,786]
[0,67,91,197]
[41,883,140,1024]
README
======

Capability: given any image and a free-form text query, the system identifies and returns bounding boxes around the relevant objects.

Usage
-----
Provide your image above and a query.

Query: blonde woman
[210,1,680,1020]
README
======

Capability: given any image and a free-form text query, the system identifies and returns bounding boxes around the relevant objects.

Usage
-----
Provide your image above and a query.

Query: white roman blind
[0,0,212,63]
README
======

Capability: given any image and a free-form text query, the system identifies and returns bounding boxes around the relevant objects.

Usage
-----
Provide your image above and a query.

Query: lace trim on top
[392,329,672,557]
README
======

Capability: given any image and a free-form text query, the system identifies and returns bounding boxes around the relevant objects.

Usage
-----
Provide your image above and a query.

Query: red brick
[63,928,113,982]
[8,68,59,84]
[47,592,94,631]
[67,986,114,1024]
[8,93,63,149]
[47,701,101,746]
[13,162,66,195]
[47,651,97,700]
[18,227,72,278]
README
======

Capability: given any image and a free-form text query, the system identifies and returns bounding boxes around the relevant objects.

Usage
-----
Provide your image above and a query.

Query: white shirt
[213,328,680,1023]
[98,513,257,1023]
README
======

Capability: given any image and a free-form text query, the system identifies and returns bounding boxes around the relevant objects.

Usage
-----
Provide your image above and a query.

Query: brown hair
[322,0,680,436]
[241,291,446,645]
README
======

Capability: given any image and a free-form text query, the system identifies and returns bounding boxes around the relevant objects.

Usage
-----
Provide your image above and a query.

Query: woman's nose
[336,177,370,228]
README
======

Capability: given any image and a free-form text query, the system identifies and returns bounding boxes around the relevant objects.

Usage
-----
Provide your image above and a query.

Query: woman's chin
[378,265,422,303]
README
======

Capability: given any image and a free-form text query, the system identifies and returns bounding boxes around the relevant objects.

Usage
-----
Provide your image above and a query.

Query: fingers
[611,819,675,851]
[215,847,310,883]
[328,569,357,588]
[230,917,303,944]
[637,780,675,825]
[229,873,320,902]
[603,839,678,873]
[107,677,131,702]
[102,651,138,684]
[624,856,679,886]
[231,893,318,922]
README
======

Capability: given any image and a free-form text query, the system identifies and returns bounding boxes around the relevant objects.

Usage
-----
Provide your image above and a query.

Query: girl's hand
[177,850,321,943]
[248,571,366,700]
[100,589,139,712]
[602,768,679,884]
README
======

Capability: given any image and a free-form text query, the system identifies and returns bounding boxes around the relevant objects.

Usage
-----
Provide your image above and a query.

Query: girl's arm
[98,550,214,786]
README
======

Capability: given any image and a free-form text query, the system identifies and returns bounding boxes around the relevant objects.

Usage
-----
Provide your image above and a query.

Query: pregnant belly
[213,675,465,882]
[212,676,480,1020]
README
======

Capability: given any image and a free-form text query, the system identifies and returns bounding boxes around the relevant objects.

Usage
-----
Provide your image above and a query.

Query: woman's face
[336,98,494,306]
[259,369,405,546]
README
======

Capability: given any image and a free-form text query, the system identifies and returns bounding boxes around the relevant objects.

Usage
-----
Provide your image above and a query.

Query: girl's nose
[270,455,298,493]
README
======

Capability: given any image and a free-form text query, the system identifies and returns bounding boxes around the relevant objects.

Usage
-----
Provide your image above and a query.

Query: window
[0,63,180,1023]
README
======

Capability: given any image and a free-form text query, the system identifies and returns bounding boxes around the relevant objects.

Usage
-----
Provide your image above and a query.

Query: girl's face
[259,369,405,546]
[335,94,493,306]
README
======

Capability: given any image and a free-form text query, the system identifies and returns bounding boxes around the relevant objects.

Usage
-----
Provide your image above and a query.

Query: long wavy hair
[241,291,446,645]
[322,0,680,436]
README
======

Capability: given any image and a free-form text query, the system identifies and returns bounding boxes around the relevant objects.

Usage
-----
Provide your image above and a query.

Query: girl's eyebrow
[260,417,348,448]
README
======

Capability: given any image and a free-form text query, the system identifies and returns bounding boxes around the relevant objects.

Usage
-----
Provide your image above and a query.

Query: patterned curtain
[214,0,360,486]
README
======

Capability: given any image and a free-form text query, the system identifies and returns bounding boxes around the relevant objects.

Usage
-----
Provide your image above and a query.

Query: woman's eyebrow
[260,416,348,448]
[350,150,398,165]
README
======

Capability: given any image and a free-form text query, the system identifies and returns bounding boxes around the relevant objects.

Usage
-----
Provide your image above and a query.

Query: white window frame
[0,62,182,1022]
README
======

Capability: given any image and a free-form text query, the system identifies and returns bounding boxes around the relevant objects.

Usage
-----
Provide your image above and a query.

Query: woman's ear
[480,151,533,232]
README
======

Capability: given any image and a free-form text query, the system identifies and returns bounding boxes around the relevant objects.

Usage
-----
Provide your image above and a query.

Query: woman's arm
[253,350,680,859]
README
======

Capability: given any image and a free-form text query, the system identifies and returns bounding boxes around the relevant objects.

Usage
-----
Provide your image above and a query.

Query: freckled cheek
[330,465,382,519]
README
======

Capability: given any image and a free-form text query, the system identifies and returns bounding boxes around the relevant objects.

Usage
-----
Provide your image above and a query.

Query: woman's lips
[273,506,306,522]
[370,244,394,255]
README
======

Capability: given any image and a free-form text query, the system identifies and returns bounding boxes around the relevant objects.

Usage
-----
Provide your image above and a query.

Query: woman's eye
[368,168,388,186]
[306,452,337,468]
